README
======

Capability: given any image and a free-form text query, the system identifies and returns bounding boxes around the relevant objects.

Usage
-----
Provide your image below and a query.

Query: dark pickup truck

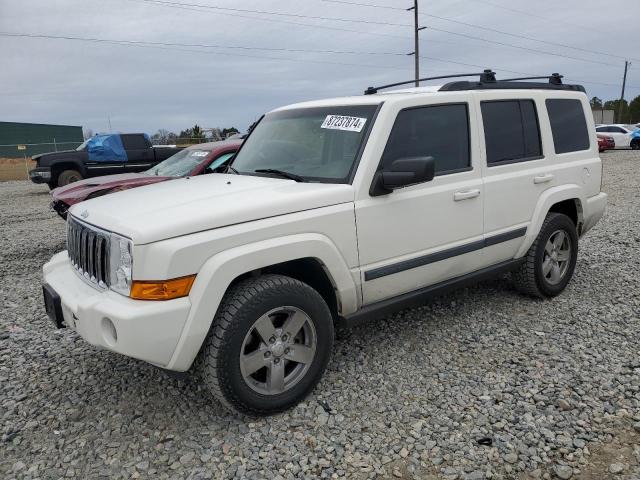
[29,133,183,188]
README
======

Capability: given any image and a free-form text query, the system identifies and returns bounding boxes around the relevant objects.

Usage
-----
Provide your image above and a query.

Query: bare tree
[82,127,94,140]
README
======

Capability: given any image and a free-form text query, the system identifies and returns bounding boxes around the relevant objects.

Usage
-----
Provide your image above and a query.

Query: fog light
[130,275,196,301]
[101,317,117,346]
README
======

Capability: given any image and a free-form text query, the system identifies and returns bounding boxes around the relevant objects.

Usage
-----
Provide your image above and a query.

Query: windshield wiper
[254,169,306,182]
[226,165,239,174]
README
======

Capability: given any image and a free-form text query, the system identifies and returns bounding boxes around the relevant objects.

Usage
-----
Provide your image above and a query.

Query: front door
[355,101,484,305]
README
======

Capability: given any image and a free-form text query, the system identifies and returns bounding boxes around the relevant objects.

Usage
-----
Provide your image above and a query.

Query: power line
[128,0,465,48]
[424,26,620,68]
[4,31,638,91]
[0,32,409,57]
[0,32,414,70]
[321,0,638,63]
[136,0,623,68]
[462,0,587,30]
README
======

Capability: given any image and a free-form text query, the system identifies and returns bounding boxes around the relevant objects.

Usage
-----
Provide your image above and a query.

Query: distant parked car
[597,134,615,152]
[29,133,183,188]
[594,124,637,149]
[631,128,640,150]
[50,139,241,219]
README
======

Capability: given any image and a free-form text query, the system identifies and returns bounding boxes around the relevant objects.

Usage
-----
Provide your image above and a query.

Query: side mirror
[370,156,435,196]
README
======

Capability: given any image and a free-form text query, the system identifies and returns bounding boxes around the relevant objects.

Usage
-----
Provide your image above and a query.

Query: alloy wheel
[239,306,317,395]
[542,230,572,285]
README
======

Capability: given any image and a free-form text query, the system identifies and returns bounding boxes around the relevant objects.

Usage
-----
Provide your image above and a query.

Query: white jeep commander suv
[42,71,607,415]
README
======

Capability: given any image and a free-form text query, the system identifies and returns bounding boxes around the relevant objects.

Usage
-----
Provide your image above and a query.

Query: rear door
[121,134,154,172]
[475,93,547,265]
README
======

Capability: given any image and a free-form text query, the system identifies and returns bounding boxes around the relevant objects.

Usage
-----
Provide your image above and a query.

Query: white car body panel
[44,85,608,372]
[68,174,355,245]
[595,124,634,148]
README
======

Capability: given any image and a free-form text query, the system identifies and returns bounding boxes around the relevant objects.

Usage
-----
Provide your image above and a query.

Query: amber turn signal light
[130,275,196,300]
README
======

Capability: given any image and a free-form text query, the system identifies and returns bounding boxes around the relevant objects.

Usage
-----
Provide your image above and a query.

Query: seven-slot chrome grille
[67,215,110,288]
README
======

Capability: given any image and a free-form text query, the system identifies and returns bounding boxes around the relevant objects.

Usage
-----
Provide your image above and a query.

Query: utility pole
[618,60,629,123]
[407,0,424,87]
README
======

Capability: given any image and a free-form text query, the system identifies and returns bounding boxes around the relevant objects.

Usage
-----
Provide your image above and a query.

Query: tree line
[150,124,240,145]
[590,95,640,124]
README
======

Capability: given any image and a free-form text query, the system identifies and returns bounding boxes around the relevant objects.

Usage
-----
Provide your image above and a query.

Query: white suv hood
[68,174,354,244]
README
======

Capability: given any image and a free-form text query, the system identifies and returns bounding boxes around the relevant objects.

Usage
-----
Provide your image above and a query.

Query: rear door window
[545,99,590,153]
[121,134,149,150]
[481,100,542,165]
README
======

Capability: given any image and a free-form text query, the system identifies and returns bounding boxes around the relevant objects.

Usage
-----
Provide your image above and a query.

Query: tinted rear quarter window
[481,99,542,165]
[381,103,470,176]
[121,134,149,150]
[545,99,590,154]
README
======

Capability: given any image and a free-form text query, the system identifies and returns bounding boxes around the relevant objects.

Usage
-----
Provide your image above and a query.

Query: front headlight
[109,233,133,296]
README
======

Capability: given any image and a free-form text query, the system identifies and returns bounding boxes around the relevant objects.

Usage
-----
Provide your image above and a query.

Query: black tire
[512,213,578,298]
[57,169,83,186]
[631,139,640,150]
[198,274,334,415]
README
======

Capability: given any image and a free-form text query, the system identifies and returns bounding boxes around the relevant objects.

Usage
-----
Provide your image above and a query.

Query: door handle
[454,189,481,201]
[533,174,554,184]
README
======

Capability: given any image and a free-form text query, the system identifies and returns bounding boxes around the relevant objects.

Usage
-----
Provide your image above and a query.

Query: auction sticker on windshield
[191,151,208,157]
[321,115,367,132]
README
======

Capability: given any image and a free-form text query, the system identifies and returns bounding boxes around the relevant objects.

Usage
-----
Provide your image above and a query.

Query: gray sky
[1,0,638,135]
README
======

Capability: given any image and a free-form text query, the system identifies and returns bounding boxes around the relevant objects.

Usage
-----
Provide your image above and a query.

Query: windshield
[76,139,90,151]
[146,148,211,177]
[231,105,379,183]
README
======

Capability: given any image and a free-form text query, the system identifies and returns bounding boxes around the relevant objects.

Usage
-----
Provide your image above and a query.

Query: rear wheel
[198,274,334,415]
[57,169,83,186]
[512,213,578,298]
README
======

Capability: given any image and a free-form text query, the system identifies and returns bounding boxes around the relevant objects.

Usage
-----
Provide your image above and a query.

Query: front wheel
[198,274,334,415]
[631,139,640,150]
[512,213,578,298]
[57,169,83,186]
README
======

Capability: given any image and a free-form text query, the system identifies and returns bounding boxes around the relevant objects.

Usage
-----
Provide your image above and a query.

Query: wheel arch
[515,185,585,258]
[165,233,358,371]
[51,160,86,181]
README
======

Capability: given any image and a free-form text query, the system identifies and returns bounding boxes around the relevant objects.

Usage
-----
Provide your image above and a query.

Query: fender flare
[51,159,87,178]
[515,184,585,258]
[166,233,358,371]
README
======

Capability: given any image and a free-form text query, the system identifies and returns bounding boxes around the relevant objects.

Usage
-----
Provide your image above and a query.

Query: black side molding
[364,227,527,281]
[340,258,525,329]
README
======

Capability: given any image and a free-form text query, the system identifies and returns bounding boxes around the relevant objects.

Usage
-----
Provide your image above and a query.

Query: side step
[339,258,524,328]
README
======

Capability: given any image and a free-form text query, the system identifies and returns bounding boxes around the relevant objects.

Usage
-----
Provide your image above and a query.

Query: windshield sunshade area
[146,149,211,177]
[231,104,379,183]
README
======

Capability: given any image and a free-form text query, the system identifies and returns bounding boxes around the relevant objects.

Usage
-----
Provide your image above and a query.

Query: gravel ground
[1,151,639,480]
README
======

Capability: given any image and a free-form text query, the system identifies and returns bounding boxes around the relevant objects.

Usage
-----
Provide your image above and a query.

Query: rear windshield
[231,105,379,183]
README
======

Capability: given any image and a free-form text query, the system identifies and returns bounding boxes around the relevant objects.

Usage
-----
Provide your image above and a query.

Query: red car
[51,139,242,219]
[597,134,615,153]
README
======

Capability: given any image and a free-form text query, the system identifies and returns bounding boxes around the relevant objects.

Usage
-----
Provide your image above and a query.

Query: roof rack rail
[439,72,585,93]
[364,70,496,95]
[500,73,564,85]
[364,70,585,95]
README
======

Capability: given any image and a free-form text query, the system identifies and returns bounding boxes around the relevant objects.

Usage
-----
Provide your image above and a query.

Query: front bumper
[29,167,52,184]
[50,200,69,220]
[43,252,191,368]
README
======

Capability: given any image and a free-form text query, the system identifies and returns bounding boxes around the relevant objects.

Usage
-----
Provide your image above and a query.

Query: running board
[339,258,525,328]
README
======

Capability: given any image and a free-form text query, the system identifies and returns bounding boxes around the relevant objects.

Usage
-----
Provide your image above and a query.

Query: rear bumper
[29,167,51,184]
[582,192,607,235]
[43,252,191,368]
